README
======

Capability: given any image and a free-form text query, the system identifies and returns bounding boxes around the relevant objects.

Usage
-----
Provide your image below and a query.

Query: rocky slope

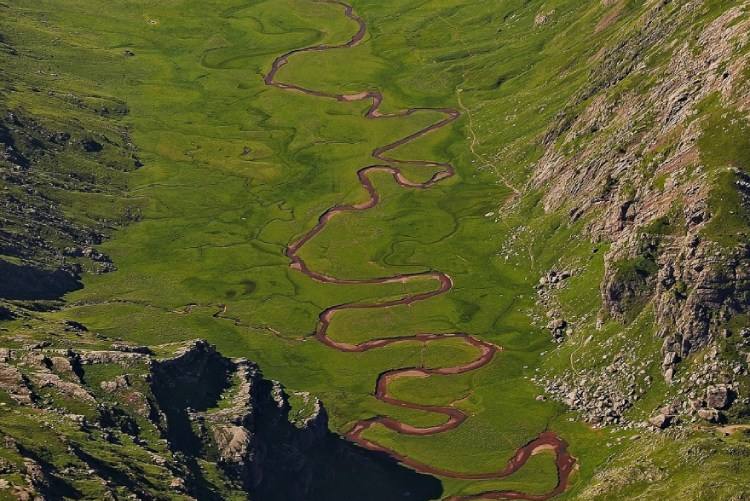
[0,46,141,316]
[527,0,750,434]
[0,338,439,500]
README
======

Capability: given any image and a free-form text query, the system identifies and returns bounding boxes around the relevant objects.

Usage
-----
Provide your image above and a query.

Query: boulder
[648,413,672,429]
[662,351,678,367]
[688,398,704,412]
[706,384,733,410]
[697,408,721,423]
[100,374,129,393]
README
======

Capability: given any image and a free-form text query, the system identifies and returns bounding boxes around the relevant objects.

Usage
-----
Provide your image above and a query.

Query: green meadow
[9,0,746,498]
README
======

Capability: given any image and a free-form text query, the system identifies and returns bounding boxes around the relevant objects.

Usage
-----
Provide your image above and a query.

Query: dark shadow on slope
[302,437,444,501]
[0,259,82,300]
[0,305,14,320]
[150,342,233,455]
[148,343,442,500]
[252,379,443,501]
[17,444,82,499]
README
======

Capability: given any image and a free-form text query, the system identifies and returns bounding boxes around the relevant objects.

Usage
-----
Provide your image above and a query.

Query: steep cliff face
[0,340,440,500]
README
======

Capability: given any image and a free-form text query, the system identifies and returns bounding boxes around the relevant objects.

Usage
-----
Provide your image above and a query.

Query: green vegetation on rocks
[0,0,750,499]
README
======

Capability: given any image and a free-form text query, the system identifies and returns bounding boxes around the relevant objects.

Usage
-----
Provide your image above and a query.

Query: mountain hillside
[1,0,750,499]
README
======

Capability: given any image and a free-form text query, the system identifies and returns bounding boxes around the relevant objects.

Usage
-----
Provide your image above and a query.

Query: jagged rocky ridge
[0,339,440,500]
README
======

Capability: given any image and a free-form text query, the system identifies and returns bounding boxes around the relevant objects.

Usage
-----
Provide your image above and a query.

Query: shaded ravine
[264,1,576,499]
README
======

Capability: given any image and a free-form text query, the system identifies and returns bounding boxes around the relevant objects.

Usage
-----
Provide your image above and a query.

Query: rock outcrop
[531,1,750,432]
[0,91,138,311]
[0,340,441,500]
[535,3,750,369]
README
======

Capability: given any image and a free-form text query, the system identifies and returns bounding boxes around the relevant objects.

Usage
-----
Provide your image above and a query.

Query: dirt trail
[264,1,576,499]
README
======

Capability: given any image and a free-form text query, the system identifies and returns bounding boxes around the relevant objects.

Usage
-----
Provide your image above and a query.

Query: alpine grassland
[2,0,750,499]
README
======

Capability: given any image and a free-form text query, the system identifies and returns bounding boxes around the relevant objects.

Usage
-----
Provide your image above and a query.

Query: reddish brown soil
[264,2,576,499]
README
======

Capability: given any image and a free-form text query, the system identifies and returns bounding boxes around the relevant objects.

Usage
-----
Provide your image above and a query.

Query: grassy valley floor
[2,0,750,499]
